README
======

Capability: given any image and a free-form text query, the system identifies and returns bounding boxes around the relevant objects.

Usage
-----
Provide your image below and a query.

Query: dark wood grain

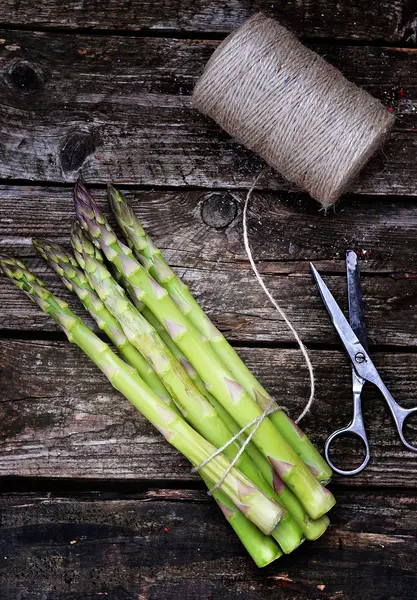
[1,489,416,600]
[1,339,416,487]
[0,32,416,192]
[1,0,416,43]
[1,186,417,344]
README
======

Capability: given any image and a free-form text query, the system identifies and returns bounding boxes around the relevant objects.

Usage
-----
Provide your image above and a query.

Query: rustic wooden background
[1,2,417,598]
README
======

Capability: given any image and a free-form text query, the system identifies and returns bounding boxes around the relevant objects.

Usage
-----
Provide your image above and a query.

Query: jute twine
[193,13,395,208]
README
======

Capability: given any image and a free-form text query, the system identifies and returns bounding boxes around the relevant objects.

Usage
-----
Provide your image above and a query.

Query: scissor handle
[395,405,417,452]
[376,378,417,452]
[325,422,371,476]
[325,378,370,476]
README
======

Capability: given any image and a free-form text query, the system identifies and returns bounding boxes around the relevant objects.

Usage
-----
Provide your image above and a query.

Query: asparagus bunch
[74,180,335,521]
[0,255,283,568]
[0,179,336,566]
[35,235,304,554]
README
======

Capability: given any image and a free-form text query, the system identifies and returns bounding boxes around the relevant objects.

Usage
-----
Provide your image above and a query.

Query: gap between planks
[1,329,416,355]
[0,22,415,49]
[1,477,417,497]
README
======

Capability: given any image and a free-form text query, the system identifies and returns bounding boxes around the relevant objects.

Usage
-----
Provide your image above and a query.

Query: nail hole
[5,61,43,94]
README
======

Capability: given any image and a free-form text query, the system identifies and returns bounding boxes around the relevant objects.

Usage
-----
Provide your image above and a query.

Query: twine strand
[194,173,315,494]
[192,396,279,495]
[241,175,315,425]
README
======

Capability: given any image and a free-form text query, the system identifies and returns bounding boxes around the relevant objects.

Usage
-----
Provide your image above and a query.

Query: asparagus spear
[32,238,172,403]
[108,184,332,484]
[0,255,284,539]
[106,260,192,373]
[72,225,305,552]
[74,180,335,520]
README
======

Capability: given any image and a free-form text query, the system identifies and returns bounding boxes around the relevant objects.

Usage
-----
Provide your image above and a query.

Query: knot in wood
[201,193,237,229]
[5,61,43,94]
[60,131,96,172]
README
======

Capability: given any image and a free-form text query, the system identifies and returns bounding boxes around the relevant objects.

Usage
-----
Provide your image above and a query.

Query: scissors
[311,250,417,476]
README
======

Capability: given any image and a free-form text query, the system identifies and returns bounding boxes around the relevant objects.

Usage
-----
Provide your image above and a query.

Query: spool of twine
[193,13,395,208]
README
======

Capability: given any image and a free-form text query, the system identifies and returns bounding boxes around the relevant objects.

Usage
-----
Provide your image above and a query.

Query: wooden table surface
[1,2,417,599]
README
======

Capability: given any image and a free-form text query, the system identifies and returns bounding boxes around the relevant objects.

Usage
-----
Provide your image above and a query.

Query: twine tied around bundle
[193,12,395,208]
[192,395,281,495]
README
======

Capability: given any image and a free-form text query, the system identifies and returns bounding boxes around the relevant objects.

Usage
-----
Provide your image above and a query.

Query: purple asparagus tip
[33,238,78,268]
[74,176,93,204]
[107,182,117,197]
[74,177,95,223]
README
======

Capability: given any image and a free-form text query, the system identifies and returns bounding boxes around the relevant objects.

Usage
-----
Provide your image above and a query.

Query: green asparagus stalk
[32,238,172,404]
[0,255,284,539]
[200,473,282,567]
[74,180,335,520]
[109,263,190,373]
[107,184,332,484]
[72,225,305,552]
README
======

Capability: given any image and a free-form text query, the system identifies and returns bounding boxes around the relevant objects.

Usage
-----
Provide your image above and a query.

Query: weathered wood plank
[0,1,415,43]
[0,489,416,599]
[3,186,417,272]
[2,186,417,273]
[2,258,416,345]
[1,339,416,487]
[0,32,416,192]
[1,186,417,344]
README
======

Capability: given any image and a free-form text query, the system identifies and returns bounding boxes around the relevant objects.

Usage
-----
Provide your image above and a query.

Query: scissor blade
[310,262,363,351]
[311,262,384,386]
[346,250,368,351]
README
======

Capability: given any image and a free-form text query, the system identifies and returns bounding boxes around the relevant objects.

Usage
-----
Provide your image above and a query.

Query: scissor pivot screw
[355,352,366,363]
